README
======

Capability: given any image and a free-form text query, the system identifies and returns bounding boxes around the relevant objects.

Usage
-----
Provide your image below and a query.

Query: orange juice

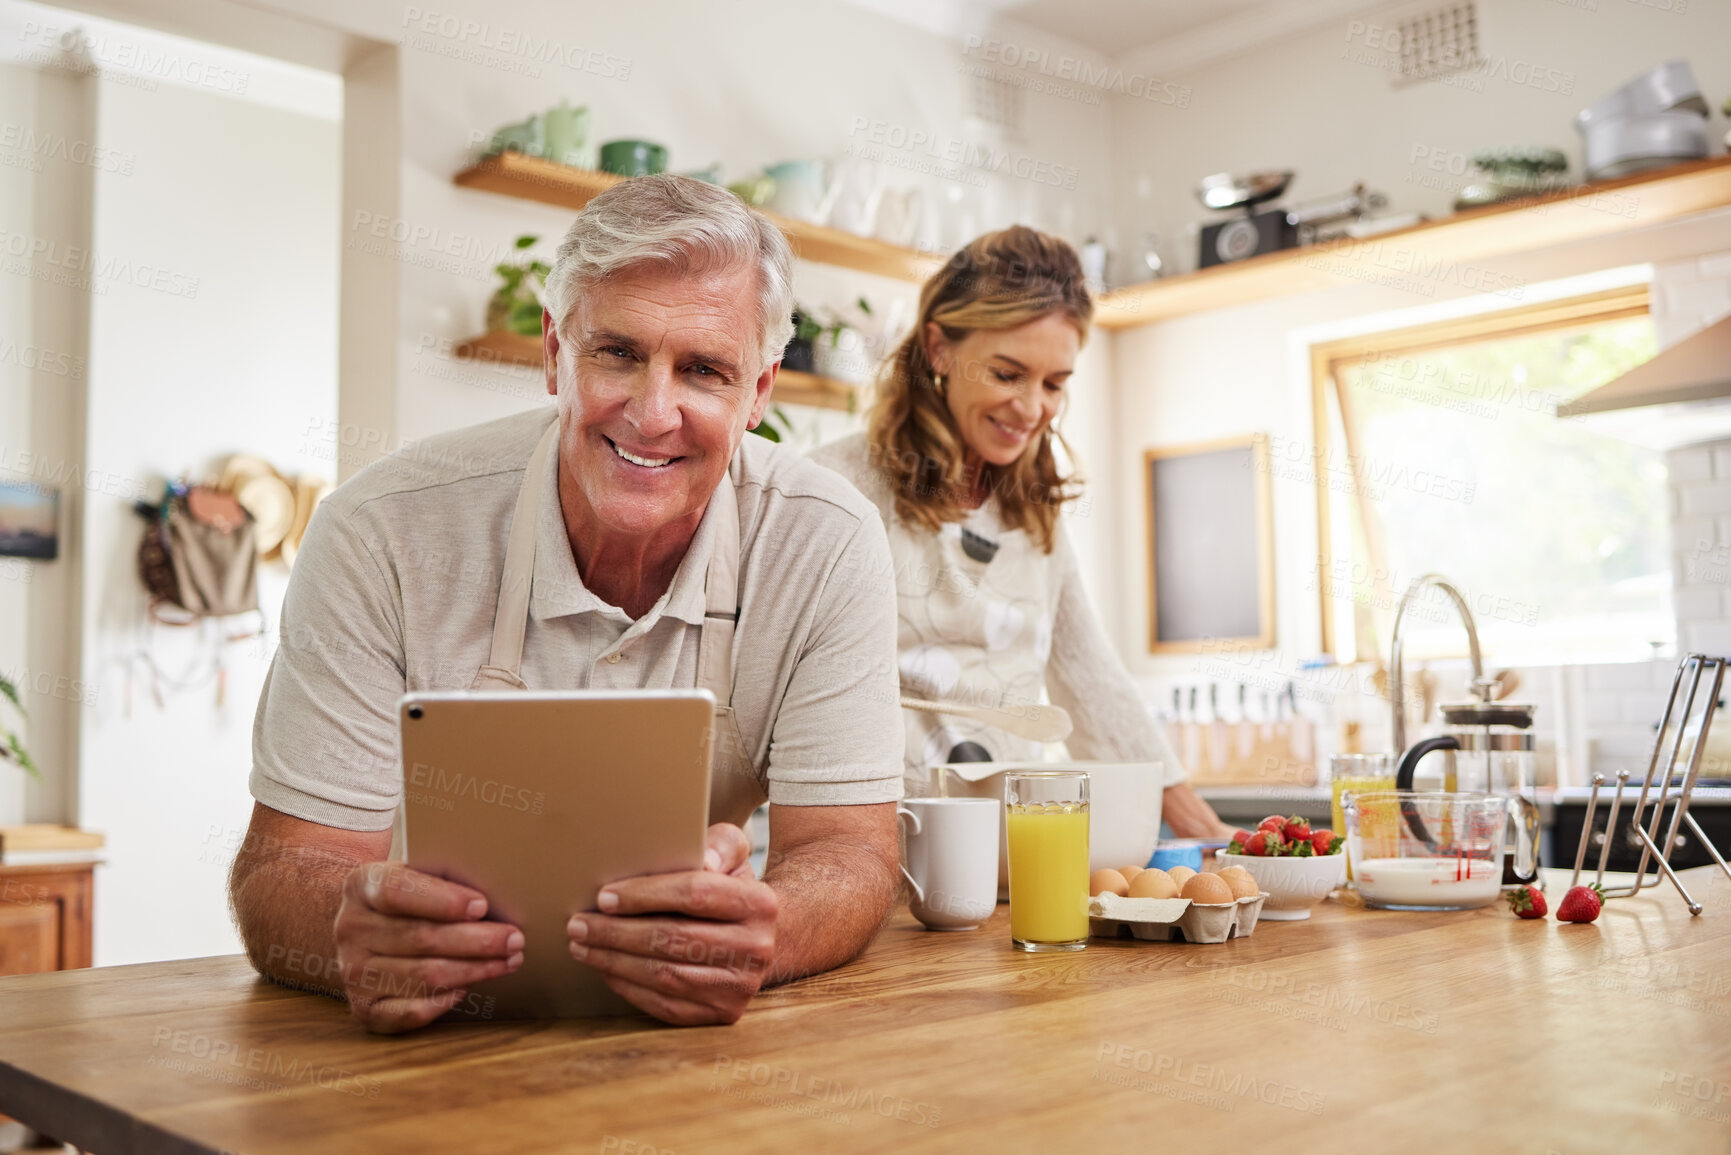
[1329,758,1395,883]
[1006,803,1090,946]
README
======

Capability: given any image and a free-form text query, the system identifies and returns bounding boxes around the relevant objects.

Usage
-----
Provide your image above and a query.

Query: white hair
[542,174,795,372]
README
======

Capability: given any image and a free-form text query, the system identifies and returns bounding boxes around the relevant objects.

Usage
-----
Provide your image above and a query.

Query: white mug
[897,798,999,931]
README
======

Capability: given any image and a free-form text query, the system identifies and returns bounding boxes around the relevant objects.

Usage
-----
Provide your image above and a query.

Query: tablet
[400,689,713,1020]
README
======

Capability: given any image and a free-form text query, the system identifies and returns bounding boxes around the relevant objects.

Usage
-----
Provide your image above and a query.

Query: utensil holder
[1568,653,1729,915]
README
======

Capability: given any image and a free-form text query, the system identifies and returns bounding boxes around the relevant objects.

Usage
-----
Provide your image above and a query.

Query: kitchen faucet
[1388,573,1489,755]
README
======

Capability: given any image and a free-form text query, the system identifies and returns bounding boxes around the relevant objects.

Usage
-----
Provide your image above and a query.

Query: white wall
[52,32,340,965]
[0,50,94,827]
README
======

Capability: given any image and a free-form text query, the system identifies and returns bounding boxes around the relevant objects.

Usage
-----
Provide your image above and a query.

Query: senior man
[229,175,903,1031]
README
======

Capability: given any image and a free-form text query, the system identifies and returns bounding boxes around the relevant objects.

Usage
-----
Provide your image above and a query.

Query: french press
[1397,687,1538,883]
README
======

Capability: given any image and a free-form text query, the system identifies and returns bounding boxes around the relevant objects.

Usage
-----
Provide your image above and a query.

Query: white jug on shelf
[765,160,842,225]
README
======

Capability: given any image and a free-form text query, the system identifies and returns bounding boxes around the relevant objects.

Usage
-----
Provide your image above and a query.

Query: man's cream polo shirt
[249,405,904,835]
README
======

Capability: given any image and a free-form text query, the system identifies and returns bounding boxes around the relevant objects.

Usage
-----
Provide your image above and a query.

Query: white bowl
[934,761,1164,894]
[1213,850,1346,920]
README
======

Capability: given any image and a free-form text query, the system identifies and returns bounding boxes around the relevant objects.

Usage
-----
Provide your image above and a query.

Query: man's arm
[228,802,382,996]
[229,802,524,1032]
[759,801,898,983]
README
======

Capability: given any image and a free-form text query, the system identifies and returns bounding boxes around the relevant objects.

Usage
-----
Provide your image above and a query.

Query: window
[1309,285,1671,665]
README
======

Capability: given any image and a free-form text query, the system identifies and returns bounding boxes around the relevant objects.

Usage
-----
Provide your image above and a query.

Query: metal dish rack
[1569,653,1728,915]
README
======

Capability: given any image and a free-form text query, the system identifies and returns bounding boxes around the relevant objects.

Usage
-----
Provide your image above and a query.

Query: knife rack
[1568,653,1729,915]
[1163,718,1318,787]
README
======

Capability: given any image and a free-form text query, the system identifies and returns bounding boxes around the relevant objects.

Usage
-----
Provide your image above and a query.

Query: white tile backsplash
[1686,622,1731,654]
[1667,436,1731,670]
[1674,586,1725,621]
[1584,661,1664,691]
[1671,444,1715,483]
[1681,482,1731,517]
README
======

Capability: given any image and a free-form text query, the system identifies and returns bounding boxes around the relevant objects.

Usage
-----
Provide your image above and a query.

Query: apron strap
[473,417,560,690]
[696,458,741,709]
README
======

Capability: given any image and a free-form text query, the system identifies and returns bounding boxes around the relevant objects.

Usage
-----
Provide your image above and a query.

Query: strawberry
[1257,815,1287,837]
[1283,815,1312,841]
[1310,829,1341,856]
[1244,830,1275,856]
[1505,885,1547,919]
[1286,839,1315,857]
[1556,884,1605,923]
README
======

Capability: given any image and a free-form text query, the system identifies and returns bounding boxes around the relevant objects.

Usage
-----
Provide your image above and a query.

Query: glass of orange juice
[1006,771,1090,952]
[1329,753,1395,884]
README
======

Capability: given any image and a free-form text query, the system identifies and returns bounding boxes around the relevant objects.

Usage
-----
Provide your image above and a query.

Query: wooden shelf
[451,330,857,412]
[454,329,543,368]
[1096,155,1731,330]
[454,152,946,284]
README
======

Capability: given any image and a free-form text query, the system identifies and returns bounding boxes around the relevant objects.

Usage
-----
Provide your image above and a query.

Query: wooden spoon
[899,697,1073,743]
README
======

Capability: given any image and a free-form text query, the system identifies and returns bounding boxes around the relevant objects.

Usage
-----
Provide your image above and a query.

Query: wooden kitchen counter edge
[1,866,1727,1154]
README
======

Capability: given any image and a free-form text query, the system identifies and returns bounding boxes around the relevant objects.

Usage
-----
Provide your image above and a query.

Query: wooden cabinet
[0,862,94,975]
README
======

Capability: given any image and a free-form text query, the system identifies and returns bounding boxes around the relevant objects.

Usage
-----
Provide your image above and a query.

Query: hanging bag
[135,484,259,623]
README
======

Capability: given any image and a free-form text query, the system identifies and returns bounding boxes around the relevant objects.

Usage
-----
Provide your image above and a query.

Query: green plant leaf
[5,732,38,778]
[0,673,23,717]
[514,234,539,249]
[506,299,544,336]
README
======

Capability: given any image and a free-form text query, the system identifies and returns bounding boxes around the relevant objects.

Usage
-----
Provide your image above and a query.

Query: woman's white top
[811,433,1188,798]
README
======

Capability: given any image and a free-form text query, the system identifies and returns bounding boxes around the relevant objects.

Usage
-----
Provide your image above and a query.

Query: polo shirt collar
[528,435,725,628]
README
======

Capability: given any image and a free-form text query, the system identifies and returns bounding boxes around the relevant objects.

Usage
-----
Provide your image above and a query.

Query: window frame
[1307,283,1654,660]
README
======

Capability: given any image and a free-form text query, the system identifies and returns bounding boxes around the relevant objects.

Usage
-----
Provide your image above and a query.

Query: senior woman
[230,175,905,1031]
[812,226,1232,839]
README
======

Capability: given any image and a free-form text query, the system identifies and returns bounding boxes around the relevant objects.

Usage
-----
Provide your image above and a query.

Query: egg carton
[1087,891,1268,944]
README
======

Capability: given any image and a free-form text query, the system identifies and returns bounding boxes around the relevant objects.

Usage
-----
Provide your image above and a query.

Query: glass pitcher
[1395,698,1536,884]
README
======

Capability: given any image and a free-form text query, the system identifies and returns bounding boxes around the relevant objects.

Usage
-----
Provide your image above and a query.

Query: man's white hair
[543,174,795,372]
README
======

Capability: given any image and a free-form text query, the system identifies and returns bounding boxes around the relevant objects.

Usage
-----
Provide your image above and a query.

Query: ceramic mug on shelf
[896,798,999,931]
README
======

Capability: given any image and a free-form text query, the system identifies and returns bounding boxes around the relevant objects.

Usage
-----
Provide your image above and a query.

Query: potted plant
[783,310,820,373]
[811,297,878,386]
[486,235,552,337]
[0,673,38,779]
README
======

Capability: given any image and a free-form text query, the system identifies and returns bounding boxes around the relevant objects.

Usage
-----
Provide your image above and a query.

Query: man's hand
[567,823,777,1026]
[333,862,525,1034]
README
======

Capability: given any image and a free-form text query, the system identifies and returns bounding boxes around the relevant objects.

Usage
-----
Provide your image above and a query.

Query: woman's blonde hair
[867,226,1092,553]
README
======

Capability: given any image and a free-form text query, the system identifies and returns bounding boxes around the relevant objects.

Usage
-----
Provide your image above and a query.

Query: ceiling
[841,0,1395,75]
[991,0,1274,58]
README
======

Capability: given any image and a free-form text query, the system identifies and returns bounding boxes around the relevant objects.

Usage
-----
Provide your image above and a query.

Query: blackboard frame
[1143,434,1275,653]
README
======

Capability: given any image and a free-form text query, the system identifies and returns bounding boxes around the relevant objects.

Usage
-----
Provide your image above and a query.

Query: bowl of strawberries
[1214,814,1347,921]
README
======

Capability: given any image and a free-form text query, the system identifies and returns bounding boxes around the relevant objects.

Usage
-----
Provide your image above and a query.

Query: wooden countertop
[2,868,1728,1153]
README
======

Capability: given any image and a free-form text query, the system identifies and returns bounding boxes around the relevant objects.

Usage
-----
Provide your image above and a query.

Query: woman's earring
[932,373,945,394]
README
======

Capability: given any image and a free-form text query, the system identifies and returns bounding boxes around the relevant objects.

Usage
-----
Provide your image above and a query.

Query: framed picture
[1143,435,1275,653]
[0,482,60,560]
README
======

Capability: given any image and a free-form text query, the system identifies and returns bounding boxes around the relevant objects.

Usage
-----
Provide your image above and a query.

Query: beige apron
[467,420,751,811]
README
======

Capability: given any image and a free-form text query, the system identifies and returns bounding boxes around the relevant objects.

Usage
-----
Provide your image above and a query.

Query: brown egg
[1117,865,1144,882]
[1166,865,1197,890]
[1181,872,1235,905]
[1090,868,1130,897]
[1216,865,1260,899]
[1127,868,1178,899]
